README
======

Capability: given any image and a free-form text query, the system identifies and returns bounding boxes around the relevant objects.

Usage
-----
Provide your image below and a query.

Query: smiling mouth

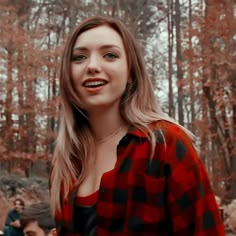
[83,80,108,88]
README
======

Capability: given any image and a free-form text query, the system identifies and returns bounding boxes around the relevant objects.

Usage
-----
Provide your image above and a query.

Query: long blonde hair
[50,16,195,215]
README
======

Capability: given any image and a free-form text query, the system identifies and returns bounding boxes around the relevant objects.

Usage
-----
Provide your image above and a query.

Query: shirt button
[100,187,106,193]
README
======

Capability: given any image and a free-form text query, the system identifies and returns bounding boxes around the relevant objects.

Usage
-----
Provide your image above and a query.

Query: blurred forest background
[0,0,235,206]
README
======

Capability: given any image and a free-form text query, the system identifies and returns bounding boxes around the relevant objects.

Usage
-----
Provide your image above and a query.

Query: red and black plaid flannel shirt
[54,120,225,235]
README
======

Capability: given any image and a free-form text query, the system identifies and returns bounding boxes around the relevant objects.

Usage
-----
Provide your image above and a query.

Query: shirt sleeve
[164,126,225,235]
[5,210,14,226]
[169,161,225,235]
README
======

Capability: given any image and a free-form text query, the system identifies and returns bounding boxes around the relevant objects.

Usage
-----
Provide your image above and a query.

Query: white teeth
[84,81,106,87]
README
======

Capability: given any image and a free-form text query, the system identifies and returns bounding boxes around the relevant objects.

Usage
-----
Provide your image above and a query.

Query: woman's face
[70,25,129,112]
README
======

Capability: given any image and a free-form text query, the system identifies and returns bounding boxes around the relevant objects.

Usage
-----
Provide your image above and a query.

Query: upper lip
[82,78,108,86]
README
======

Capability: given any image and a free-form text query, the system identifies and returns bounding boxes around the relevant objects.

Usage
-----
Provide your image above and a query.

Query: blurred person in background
[20,202,56,236]
[4,198,24,236]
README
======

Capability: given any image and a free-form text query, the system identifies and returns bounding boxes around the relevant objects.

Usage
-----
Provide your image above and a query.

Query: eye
[25,232,36,236]
[71,54,87,62]
[104,52,118,59]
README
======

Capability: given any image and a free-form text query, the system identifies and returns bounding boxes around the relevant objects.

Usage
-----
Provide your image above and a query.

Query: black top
[73,204,97,236]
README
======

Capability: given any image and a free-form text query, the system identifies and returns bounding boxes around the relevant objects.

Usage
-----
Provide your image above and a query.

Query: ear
[48,228,57,236]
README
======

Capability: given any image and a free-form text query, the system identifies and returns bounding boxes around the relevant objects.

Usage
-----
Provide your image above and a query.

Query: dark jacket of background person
[4,208,23,236]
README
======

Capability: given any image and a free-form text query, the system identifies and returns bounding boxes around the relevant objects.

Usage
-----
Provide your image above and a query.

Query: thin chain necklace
[96,126,123,144]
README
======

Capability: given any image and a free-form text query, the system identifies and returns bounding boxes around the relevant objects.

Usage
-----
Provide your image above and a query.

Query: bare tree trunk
[175,0,184,125]
[6,49,14,172]
[223,0,236,199]
[98,0,102,15]
[167,0,174,118]
[67,0,78,31]
[231,70,236,140]
[202,0,236,199]
[188,0,195,132]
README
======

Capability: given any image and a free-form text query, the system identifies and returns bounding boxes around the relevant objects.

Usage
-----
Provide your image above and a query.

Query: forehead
[15,200,22,205]
[23,221,45,236]
[74,25,125,49]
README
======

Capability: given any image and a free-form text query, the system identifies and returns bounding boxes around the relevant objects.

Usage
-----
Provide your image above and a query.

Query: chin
[86,99,120,109]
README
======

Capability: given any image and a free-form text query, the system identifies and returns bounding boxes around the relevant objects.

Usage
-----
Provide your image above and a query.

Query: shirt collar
[126,124,150,138]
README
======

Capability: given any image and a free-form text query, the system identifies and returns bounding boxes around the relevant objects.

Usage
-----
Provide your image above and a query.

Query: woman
[50,16,225,235]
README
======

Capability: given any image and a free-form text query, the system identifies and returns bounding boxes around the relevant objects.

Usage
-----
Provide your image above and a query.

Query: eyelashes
[71,54,86,62]
[104,52,119,59]
[71,52,119,62]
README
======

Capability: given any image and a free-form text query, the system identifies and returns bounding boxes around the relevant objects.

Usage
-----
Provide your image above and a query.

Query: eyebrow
[24,231,35,236]
[73,45,121,52]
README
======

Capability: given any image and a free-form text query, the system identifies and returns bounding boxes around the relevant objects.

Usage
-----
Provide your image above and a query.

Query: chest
[94,141,170,234]
[77,141,119,196]
[62,138,171,234]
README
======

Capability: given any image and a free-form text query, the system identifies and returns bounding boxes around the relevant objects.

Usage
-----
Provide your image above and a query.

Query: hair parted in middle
[50,15,195,215]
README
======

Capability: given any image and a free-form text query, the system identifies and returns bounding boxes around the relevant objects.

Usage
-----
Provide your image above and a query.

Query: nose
[87,54,101,74]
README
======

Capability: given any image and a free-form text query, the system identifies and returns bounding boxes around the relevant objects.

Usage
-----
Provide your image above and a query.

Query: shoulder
[151,120,191,141]
[8,209,15,214]
[151,120,200,171]
[7,209,17,218]
[151,120,194,147]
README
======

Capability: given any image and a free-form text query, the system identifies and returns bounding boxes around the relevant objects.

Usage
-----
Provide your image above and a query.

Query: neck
[87,106,127,141]
[96,125,123,144]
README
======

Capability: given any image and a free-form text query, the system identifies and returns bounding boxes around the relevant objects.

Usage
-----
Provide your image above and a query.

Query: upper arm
[168,161,224,235]
[160,125,225,235]
[5,212,13,225]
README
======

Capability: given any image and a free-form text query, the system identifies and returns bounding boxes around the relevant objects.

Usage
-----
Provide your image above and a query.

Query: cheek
[120,64,129,84]
[37,227,46,236]
[111,65,129,83]
[70,65,84,82]
[70,67,77,83]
